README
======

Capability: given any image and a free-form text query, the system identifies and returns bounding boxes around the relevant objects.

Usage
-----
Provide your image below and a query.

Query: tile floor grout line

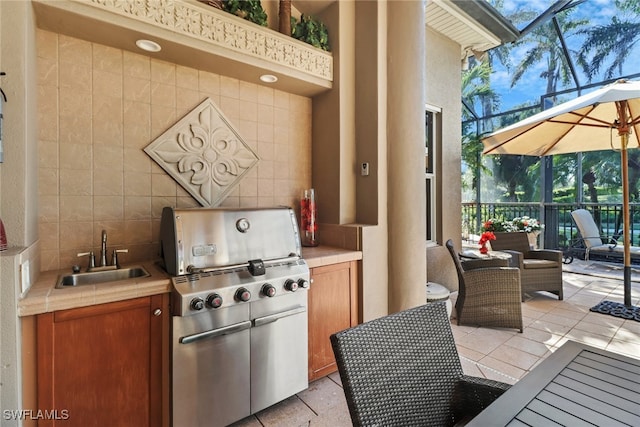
[459,355,520,383]
[299,396,319,418]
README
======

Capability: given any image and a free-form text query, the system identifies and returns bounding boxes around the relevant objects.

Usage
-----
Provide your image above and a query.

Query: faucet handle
[111,249,128,268]
[77,251,96,271]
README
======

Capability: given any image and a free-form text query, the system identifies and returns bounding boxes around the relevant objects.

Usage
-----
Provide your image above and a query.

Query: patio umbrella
[482,78,640,318]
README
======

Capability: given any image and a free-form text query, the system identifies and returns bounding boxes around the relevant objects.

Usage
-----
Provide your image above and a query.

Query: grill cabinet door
[250,291,309,413]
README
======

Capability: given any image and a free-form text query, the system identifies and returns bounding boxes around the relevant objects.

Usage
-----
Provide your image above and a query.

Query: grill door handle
[253,306,306,327]
[186,255,302,274]
[179,320,252,344]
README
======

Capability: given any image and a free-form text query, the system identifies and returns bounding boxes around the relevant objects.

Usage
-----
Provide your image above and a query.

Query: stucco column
[387,0,427,312]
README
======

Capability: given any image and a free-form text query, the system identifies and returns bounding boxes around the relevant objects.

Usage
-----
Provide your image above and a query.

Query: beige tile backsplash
[37,30,312,272]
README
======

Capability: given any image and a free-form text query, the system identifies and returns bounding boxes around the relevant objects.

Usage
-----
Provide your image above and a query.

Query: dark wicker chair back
[330,303,511,427]
[490,232,530,254]
[446,240,467,290]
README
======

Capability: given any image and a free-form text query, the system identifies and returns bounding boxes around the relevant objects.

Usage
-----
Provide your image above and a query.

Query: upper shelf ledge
[32,0,333,96]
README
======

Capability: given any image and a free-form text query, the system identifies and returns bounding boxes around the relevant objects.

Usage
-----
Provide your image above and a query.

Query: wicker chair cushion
[523,259,558,269]
[571,208,605,248]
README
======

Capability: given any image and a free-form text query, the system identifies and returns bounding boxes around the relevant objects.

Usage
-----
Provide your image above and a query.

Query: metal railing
[462,202,640,251]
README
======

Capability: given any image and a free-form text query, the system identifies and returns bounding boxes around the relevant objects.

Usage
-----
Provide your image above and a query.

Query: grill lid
[160,206,302,276]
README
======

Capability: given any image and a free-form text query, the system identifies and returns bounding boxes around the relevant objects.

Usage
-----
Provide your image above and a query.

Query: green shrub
[291,14,330,51]
[222,0,268,26]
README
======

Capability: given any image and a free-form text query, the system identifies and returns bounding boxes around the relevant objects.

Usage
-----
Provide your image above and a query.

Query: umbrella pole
[621,140,632,307]
[618,99,632,308]
[591,100,638,319]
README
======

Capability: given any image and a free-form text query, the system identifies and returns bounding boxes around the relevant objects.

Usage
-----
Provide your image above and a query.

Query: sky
[486,0,640,112]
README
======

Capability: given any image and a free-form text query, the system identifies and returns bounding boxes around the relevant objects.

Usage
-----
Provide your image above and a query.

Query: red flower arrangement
[478,231,496,254]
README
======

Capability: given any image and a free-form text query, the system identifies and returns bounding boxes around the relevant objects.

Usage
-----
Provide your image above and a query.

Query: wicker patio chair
[490,232,564,301]
[445,240,523,332]
[330,302,512,427]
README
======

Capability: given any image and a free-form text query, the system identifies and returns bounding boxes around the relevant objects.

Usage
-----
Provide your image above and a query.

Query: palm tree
[462,61,497,193]
[577,0,640,82]
[461,2,538,197]
[469,3,552,202]
[510,9,588,102]
[577,0,640,232]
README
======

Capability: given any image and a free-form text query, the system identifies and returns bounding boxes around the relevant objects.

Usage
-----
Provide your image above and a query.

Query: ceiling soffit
[426,0,519,56]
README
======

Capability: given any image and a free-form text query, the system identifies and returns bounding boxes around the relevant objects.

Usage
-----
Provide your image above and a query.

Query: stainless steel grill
[160,206,310,427]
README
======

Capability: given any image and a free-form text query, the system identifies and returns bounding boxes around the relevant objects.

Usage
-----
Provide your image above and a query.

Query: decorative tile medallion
[144,98,259,206]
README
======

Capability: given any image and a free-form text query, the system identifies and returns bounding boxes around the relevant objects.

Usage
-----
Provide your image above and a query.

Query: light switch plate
[20,260,30,294]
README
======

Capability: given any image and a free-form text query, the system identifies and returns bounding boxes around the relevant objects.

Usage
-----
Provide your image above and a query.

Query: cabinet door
[308,261,358,381]
[37,294,168,427]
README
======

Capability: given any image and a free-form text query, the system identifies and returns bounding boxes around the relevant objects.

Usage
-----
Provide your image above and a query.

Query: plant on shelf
[511,216,543,233]
[481,218,509,232]
[482,216,544,233]
[222,0,268,26]
[291,14,330,51]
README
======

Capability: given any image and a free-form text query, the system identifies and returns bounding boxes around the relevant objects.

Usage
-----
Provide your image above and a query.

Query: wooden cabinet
[308,261,358,381]
[36,294,169,427]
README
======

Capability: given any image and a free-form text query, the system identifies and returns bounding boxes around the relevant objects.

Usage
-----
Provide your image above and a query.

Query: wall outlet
[361,162,370,176]
[20,260,31,294]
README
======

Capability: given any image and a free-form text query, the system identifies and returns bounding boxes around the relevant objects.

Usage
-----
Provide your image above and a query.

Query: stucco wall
[426,27,462,250]
[0,0,39,420]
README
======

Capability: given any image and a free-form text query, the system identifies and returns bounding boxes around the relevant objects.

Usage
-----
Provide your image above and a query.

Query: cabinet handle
[153,308,162,316]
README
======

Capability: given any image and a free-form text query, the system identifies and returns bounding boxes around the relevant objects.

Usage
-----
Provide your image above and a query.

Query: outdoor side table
[459,249,513,261]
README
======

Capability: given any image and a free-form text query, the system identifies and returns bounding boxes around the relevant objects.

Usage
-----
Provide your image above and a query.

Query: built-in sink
[55,266,150,288]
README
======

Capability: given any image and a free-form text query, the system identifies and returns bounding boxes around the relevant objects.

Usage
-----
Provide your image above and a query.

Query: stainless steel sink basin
[55,266,150,288]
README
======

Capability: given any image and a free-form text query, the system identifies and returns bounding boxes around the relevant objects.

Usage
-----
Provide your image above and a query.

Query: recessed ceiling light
[260,74,278,83]
[136,39,162,52]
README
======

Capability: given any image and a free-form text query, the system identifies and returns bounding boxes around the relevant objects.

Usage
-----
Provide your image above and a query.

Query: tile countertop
[18,246,362,317]
[18,261,172,317]
[301,245,362,268]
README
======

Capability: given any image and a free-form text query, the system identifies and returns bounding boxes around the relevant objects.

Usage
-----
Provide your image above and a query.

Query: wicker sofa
[491,232,564,301]
[330,303,512,426]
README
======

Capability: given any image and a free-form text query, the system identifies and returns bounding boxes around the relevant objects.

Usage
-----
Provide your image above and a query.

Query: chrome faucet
[100,229,108,267]
[76,230,128,272]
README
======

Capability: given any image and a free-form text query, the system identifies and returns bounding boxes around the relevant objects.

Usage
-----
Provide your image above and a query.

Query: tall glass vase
[300,189,319,247]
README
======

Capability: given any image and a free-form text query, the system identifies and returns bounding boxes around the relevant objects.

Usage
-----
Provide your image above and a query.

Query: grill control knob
[235,287,251,302]
[284,279,299,292]
[206,293,223,309]
[262,284,277,297]
[297,279,310,289]
[190,297,205,311]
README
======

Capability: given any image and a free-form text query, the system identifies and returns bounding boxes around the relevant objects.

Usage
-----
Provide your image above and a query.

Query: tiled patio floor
[233,260,640,426]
